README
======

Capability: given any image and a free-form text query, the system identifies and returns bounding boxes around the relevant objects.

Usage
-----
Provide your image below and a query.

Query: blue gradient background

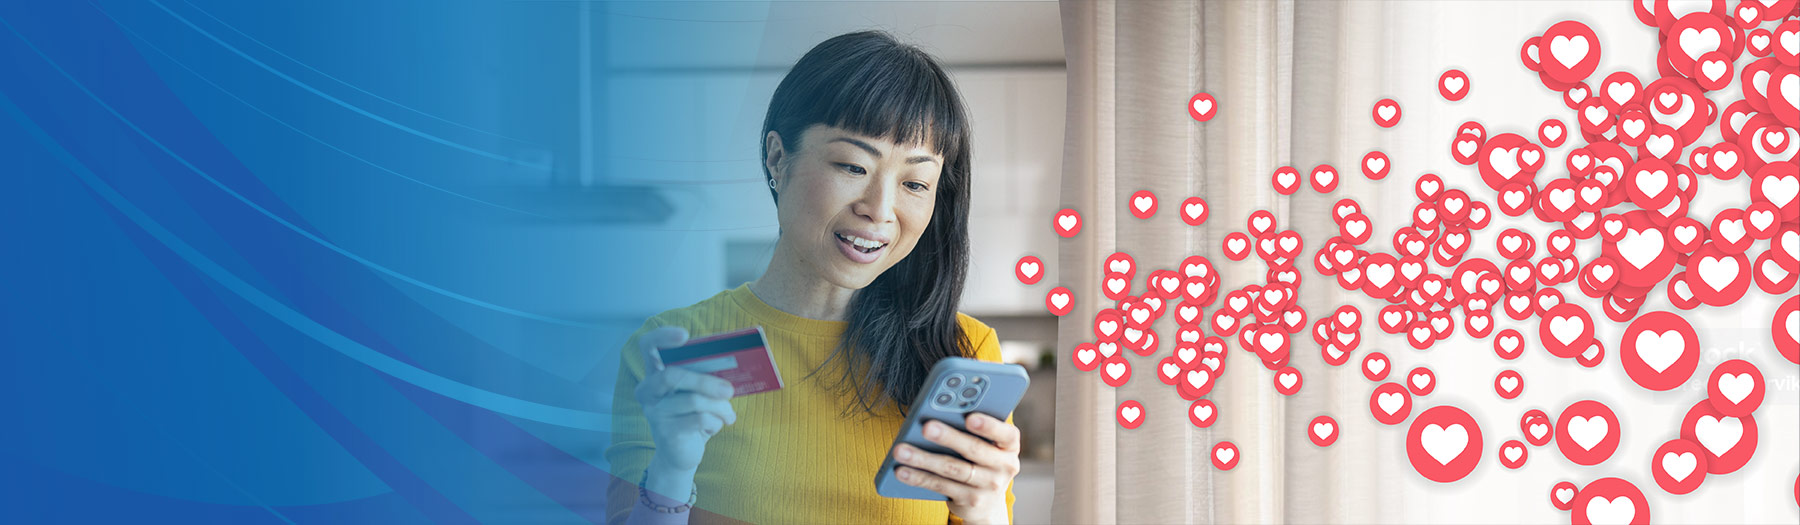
[0,1,785,522]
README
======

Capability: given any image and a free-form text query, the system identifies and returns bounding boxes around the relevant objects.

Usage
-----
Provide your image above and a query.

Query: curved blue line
[0,92,611,432]
[174,0,539,147]
[94,3,557,220]
[143,0,550,172]
[0,14,600,329]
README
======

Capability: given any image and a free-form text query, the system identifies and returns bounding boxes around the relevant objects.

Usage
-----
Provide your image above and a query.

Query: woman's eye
[905,181,930,192]
[837,163,866,175]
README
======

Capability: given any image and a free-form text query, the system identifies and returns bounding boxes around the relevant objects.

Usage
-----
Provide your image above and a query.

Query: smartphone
[874,356,1030,500]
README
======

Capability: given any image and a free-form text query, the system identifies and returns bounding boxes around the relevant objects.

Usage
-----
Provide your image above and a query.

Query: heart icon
[1707,359,1765,416]
[1273,366,1302,395]
[1407,367,1436,396]
[1369,381,1411,426]
[1551,481,1578,511]
[1494,369,1524,400]
[1117,400,1145,429]
[1272,166,1301,195]
[1045,287,1073,316]
[1522,411,1553,446]
[1070,343,1098,372]
[1101,357,1131,388]
[1498,439,1528,469]
[1439,69,1469,101]
[1539,304,1594,358]
[1408,405,1481,482]
[1128,190,1158,220]
[1681,401,1759,474]
[1539,118,1566,147]
[1188,92,1217,122]
[1372,98,1402,128]
[1310,164,1339,193]
[1309,415,1338,447]
[1188,399,1218,428]
[1541,20,1600,84]
[1180,196,1209,226]
[1015,255,1043,285]
[1053,208,1082,238]
[1620,311,1698,391]
[1555,400,1620,466]
[1211,441,1239,470]
[1363,151,1391,179]
[1572,478,1649,525]
[1651,438,1707,495]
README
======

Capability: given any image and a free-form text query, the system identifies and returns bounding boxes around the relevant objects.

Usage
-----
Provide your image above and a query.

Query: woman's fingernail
[898,468,913,481]
[925,422,941,438]
[970,415,984,429]
[896,446,912,461]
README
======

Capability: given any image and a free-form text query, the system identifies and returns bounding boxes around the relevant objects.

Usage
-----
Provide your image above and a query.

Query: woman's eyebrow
[830,137,940,165]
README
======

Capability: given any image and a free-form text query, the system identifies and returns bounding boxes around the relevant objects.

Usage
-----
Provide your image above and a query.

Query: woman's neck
[748,252,855,322]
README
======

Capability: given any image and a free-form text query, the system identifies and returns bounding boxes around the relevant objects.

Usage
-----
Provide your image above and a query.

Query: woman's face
[767,123,944,290]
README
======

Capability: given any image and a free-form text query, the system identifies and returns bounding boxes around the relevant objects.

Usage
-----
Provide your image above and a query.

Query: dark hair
[760,30,974,418]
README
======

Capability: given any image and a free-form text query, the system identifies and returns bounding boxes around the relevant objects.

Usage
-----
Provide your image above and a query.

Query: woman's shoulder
[635,286,746,334]
[953,311,994,336]
[953,312,1001,362]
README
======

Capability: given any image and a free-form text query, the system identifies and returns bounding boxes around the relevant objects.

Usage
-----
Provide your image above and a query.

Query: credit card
[659,326,783,397]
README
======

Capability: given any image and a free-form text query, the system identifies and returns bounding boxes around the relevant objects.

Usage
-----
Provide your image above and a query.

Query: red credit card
[660,326,783,397]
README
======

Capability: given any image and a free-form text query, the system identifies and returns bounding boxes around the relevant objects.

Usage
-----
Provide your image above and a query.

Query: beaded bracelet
[638,471,697,514]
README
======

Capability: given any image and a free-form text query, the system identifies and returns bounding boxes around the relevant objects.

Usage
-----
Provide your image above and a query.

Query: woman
[606,30,1021,524]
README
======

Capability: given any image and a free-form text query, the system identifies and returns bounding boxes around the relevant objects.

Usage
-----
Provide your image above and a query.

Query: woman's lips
[836,233,885,264]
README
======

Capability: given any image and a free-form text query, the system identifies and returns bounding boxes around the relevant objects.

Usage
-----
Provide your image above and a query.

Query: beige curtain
[1055,1,1398,523]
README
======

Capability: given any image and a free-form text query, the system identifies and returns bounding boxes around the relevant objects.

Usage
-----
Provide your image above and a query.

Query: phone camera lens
[946,376,963,388]
[936,393,953,405]
[961,387,979,398]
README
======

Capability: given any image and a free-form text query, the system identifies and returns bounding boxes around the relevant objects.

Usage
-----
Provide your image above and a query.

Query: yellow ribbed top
[605,283,1016,524]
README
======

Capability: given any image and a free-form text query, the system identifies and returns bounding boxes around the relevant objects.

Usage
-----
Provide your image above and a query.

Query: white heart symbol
[1706,370,1749,404]
[1549,34,1589,69]
[1695,415,1743,457]
[1586,496,1634,525]
[1568,415,1608,451]
[1378,392,1404,415]
[1633,330,1684,373]
[1662,451,1696,482]
[1443,76,1465,95]
[1549,316,1586,346]
[1421,423,1468,465]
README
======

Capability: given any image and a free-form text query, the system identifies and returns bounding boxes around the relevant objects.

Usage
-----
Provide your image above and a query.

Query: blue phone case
[874,356,1030,500]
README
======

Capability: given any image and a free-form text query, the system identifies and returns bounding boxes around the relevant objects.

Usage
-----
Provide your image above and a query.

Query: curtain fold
[1055,1,1396,523]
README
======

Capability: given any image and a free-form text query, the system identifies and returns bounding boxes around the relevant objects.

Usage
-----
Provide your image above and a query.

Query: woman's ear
[764,130,787,187]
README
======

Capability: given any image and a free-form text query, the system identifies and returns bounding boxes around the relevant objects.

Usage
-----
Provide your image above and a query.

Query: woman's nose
[854,177,899,224]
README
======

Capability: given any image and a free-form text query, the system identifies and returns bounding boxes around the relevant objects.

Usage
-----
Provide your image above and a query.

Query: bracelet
[639,470,697,514]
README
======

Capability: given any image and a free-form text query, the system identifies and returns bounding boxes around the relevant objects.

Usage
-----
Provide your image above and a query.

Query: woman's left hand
[892,412,1020,524]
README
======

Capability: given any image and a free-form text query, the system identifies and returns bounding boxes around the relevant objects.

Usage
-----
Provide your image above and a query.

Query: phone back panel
[874,357,1030,500]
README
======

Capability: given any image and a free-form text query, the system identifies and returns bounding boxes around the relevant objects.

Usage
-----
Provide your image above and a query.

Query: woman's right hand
[634,326,739,483]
